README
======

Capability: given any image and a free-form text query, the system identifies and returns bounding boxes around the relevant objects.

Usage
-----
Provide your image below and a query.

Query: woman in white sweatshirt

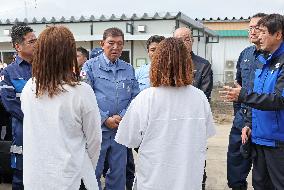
[115,37,216,190]
[21,26,102,190]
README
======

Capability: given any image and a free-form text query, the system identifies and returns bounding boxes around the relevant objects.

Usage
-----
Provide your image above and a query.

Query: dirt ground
[211,87,234,125]
[205,123,253,190]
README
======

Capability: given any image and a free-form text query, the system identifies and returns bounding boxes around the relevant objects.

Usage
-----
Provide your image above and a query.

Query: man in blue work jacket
[135,35,165,91]
[0,23,36,190]
[226,13,267,190]
[224,14,284,189]
[82,27,140,190]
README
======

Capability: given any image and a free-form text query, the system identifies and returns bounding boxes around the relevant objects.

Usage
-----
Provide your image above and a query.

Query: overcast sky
[0,0,284,21]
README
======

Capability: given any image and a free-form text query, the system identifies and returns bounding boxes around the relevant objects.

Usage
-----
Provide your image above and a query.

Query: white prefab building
[0,12,218,69]
[202,17,251,85]
[211,36,250,85]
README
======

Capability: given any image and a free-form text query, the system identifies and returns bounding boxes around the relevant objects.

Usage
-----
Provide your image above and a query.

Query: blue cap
[90,48,103,59]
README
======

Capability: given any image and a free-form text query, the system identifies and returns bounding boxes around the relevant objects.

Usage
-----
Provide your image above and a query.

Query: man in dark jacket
[174,27,213,101]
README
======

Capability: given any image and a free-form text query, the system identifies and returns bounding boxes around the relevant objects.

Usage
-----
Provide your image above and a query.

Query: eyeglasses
[183,37,193,43]
[248,26,260,33]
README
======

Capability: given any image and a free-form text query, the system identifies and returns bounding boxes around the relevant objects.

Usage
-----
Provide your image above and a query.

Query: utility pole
[24,0,28,18]
[24,0,37,18]
[90,23,94,50]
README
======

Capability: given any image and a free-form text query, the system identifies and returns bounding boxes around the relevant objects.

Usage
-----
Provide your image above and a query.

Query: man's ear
[14,43,22,52]
[276,30,283,41]
[100,40,104,49]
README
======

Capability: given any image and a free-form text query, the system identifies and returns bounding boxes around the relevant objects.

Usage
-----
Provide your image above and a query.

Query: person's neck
[18,53,32,64]
[269,41,283,54]
[103,53,116,64]
[254,43,261,51]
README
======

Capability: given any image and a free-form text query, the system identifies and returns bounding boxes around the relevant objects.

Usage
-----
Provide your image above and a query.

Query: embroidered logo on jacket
[275,63,281,69]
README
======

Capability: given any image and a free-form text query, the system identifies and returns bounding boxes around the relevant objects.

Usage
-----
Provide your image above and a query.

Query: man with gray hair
[82,27,140,190]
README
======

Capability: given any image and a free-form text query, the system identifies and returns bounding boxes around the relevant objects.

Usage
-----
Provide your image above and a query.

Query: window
[120,50,130,63]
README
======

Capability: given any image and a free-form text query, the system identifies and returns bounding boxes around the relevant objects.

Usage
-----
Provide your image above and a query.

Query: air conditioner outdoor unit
[224,71,234,83]
[225,60,235,70]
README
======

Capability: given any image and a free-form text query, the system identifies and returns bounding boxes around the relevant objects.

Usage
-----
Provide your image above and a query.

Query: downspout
[131,20,134,65]
[90,23,94,50]
[175,12,182,30]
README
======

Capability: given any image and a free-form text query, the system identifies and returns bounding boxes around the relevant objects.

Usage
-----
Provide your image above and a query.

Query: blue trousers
[95,131,127,190]
[102,148,135,190]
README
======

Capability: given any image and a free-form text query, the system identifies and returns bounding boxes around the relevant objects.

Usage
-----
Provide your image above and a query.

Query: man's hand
[105,117,119,129]
[241,126,251,144]
[219,83,242,102]
[112,115,122,124]
[104,115,122,129]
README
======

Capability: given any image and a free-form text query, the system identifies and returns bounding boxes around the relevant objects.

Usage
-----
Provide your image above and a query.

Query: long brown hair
[150,37,193,87]
[32,26,79,97]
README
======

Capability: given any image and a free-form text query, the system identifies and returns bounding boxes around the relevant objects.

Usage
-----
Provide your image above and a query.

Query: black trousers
[126,148,135,190]
[227,127,252,188]
[252,144,284,190]
[79,180,86,190]
[12,169,23,190]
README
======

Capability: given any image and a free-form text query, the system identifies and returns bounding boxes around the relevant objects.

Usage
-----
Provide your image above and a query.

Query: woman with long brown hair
[21,26,101,190]
[115,37,215,189]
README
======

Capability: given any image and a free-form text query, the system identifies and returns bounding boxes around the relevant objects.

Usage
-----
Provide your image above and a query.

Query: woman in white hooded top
[21,26,102,190]
[115,37,216,190]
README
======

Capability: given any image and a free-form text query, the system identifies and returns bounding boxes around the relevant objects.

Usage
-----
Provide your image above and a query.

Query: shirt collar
[262,42,284,63]
[97,53,124,71]
[100,53,128,71]
[15,55,23,65]
[15,55,30,65]
[103,53,118,66]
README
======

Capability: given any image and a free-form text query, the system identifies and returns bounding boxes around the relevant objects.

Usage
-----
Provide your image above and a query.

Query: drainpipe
[90,23,94,50]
